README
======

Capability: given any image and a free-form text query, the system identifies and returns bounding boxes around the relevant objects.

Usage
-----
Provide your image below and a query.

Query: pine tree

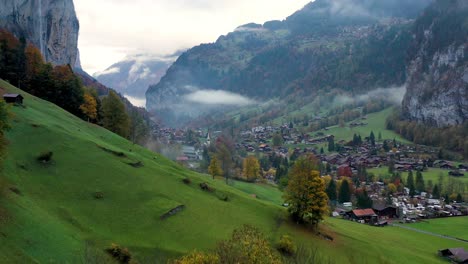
[356,189,373,208]
[415,171,425,193]
[407,171,416,197]
[101,91,130,138]
[383,140,390,152]
[338,179,351,203]
[369,131,375,146]
[326,179,337,202]
[378,131,382,141]
[328,136,335,152]
[432,184,440,199]
[284,156,327,229]
[456,193,463,202]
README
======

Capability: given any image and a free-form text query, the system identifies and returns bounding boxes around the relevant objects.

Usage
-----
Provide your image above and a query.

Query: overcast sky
[74,0,311,74]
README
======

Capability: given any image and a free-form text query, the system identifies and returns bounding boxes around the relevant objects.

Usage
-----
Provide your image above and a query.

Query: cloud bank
[94,67,120,77]
[185,90,256,106]
[333,86,407,105]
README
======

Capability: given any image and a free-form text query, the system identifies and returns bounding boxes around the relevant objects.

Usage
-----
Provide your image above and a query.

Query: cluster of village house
[154,125,467,220]
[337,196,468,226]
[154,124,467,179]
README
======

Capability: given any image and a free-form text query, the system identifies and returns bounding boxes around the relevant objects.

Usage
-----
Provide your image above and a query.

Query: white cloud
[74,0,312,74]
[93,66,120,77]
[333,86,407,106]
[124,94,146,108]
[185,90,256,106]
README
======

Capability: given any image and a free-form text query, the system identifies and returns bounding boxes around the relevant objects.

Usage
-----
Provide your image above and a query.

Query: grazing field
[0,79,465,263]
[324,107,409,143]
[369,167,468,185]
[322,218,467,264]
[228,180,285,206]
[408,217,468,240]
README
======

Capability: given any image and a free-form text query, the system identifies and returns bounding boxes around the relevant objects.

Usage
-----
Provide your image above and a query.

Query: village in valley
[153,118,467,219]
[149,115,468,261]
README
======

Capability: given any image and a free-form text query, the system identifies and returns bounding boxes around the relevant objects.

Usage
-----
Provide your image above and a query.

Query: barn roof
[3,93,22,98]
[352,209,376,217]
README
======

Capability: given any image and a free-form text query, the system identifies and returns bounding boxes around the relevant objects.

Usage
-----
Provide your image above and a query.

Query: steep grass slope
[0,79,285,262]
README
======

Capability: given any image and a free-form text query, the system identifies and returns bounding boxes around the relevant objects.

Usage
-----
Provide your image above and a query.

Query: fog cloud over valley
[333,86,407,106]
[184,89,256,106]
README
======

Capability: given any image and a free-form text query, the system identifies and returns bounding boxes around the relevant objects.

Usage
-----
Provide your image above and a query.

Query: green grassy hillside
[0,79,465,263]
[0,79,286,262]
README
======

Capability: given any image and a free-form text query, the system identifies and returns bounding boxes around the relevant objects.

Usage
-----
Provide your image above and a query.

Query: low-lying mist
[333,86,406,106]
[184,89,256,106]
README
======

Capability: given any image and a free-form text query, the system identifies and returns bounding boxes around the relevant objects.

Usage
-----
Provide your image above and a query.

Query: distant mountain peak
[95,53,175,99]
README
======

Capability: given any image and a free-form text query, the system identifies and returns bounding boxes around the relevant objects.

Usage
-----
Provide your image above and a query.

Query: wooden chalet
[439,248,468,264]
[345,209,377,223]
[373,204,398,219]
[3,93,23,104]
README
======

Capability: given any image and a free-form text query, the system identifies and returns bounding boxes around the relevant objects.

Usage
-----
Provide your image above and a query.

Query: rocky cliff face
[402,0,468,127]
[0,0,80,66]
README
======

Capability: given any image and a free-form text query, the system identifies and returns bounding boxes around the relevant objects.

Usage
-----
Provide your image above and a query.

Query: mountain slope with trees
[146,0,432,124]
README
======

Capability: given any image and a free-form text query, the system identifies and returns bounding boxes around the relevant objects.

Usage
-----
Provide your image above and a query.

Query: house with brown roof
[345,209,377,224]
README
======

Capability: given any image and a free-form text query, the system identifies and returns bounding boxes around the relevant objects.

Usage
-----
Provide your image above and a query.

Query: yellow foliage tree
[242,156,260,181]
[217,225,282,264]
[208,156,223,180]
[80,92,97,122]
[284,156,328,229]
[387,183,397,195]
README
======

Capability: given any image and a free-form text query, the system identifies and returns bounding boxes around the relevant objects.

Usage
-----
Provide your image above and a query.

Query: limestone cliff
[402,0,468,127]
[0,0,80,66]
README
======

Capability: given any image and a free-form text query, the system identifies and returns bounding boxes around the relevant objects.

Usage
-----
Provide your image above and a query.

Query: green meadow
[324,107,408,143]
[369,167,468,185]
[409,217,468,240]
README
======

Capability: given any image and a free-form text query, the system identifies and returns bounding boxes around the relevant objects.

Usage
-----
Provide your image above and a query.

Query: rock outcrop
[0,0,80,66]
[402,0,468,127]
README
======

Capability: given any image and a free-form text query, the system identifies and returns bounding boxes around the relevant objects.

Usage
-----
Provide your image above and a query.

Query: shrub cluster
[277,235,297,256]
[105,243,132,264]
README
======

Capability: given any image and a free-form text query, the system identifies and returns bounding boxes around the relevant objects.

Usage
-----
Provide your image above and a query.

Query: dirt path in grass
[391,224,468,243]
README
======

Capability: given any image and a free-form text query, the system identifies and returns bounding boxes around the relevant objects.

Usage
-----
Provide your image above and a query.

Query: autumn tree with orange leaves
[80,91,98,122]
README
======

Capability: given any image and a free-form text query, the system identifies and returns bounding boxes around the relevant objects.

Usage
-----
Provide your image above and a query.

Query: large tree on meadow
[284,155,328,230]
[242,156,261,181]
